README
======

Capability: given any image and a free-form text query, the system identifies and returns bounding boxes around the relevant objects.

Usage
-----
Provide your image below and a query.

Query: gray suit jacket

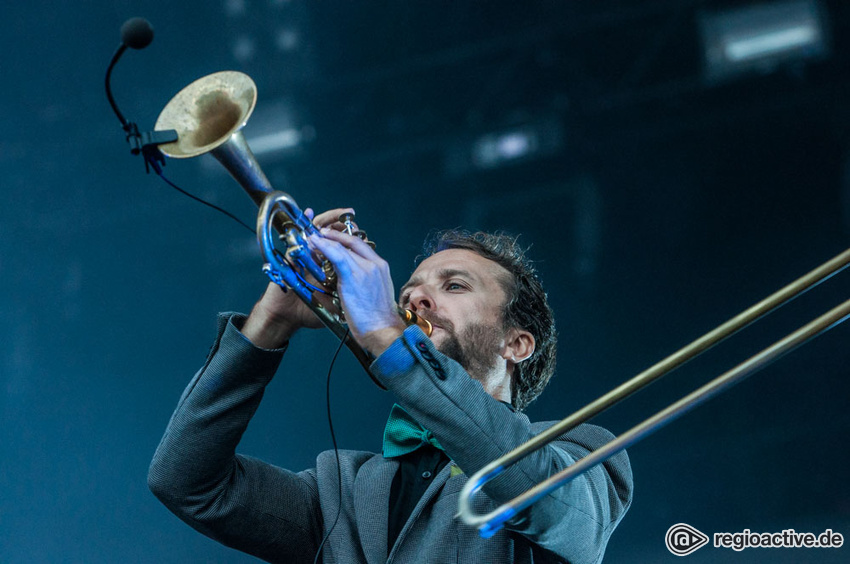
[148,314,632,563]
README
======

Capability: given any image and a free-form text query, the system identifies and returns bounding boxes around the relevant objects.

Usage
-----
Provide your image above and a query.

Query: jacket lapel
[353,455,397,564]
[387,463,455,561]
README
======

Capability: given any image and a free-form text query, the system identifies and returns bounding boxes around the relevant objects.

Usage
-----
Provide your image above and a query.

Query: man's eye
[446,282,465,291]
[400,293,410,305]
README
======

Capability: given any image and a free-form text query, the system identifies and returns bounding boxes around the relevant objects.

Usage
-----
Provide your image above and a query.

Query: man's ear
[502,328,535,364]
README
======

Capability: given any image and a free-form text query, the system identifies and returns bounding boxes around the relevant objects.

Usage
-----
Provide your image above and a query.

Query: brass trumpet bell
[155,71,257,159]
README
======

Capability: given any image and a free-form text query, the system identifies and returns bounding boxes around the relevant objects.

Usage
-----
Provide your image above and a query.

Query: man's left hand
[309,228,407,357]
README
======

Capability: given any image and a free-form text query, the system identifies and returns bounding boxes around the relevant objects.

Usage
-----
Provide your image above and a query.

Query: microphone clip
[123,122,178,174]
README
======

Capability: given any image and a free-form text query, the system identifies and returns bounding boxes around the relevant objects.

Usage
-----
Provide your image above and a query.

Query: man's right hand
[240,207,358,349]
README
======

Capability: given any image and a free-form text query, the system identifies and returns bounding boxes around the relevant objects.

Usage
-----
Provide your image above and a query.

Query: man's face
[399,249,511,382]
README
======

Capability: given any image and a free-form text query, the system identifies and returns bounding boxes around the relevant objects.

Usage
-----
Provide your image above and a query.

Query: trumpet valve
[339,212,355,235]
[353,230,376,249]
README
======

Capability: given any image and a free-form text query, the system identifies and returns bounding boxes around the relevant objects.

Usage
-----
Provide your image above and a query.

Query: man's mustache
[415,311,455,334]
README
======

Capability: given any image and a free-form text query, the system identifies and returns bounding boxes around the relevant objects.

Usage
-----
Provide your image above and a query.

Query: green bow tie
[382,404,444,458]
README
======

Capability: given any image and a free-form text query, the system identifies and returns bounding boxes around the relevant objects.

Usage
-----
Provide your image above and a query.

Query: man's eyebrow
[438,268,478,283]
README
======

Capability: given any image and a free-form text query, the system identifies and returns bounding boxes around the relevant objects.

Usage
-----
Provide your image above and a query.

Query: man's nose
[408,288,433,312]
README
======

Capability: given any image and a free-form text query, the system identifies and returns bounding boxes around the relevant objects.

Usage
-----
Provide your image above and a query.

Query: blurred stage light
[473,129,538,169]
[446,119,563,176]
[275,28,300,52]
[244,97,314,160]
[232,35,257,63]
[699,0,829,82]
[248,127,312,155]
[224,0,248,17]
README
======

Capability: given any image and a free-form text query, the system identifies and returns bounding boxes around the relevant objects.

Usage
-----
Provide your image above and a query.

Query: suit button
[422,471,432,479]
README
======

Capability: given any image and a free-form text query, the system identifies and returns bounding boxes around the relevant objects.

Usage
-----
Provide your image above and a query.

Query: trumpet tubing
[154,71,431,387]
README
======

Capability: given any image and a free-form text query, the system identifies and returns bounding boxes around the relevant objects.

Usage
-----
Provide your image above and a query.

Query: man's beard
[425,313,505,380]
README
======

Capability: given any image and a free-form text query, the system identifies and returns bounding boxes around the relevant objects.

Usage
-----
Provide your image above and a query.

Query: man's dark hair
[421,230,557,411]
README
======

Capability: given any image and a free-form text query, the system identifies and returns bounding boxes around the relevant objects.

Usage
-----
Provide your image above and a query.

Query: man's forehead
[405,248,510,287]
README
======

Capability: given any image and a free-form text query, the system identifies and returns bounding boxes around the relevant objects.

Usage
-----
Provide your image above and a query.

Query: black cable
[153,167,256,235]
[313,327,349,564]
[153,163,335,301]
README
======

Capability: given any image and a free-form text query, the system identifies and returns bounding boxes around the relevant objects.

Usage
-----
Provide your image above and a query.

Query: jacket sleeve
[147,313,322,564]
[370,325,633,564]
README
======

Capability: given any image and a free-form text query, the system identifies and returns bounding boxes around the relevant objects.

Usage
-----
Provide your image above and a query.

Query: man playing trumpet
[148,208,633,563]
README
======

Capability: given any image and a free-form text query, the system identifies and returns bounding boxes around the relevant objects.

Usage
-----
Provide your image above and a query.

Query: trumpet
[153,71,431,388]
[458,247,850,538]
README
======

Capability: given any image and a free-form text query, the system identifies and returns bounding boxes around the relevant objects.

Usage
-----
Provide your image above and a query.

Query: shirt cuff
[221,312,289,353]
[371,325,448,383]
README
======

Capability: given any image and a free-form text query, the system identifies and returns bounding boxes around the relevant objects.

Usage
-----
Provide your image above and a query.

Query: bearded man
[148,208,633,563]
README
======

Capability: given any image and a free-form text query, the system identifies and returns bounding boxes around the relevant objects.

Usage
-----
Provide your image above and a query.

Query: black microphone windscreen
[120,17,154,50]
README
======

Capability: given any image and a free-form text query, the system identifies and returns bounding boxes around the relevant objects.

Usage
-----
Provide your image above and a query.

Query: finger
[319,227,380,261]
[309,234,360,277]
[314,208,361,234]
[304,208,315,221]
[312,208,355,230]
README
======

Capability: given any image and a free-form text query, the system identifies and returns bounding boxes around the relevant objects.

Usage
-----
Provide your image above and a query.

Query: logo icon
[665,523,709,556]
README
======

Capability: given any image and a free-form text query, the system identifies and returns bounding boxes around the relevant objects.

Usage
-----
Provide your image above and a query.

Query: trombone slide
[458,248,850,537]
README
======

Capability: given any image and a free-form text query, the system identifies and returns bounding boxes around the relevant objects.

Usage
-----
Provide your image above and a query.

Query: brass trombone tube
[458,247,850,536]
[462,297,850,536]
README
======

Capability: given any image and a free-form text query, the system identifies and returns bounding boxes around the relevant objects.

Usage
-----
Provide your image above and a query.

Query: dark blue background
[1,1,848,562]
